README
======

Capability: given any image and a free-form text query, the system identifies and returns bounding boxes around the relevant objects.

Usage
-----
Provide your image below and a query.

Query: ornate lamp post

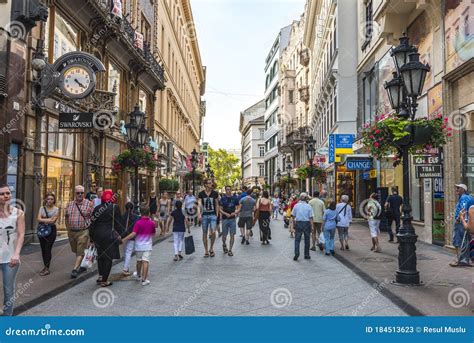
[384,35,430,285]
[276,168,282,194]
[306,138,316,195]
[286,157,292,196]
[125,105,148,212]
[191,148,198,196]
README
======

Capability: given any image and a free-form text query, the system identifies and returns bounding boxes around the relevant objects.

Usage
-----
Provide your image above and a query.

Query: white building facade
[239,100,266,187]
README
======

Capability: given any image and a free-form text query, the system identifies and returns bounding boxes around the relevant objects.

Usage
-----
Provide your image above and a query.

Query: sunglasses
[76,192,84,195]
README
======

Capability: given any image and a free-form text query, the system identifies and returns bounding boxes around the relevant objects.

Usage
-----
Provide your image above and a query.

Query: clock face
[60,65,95,99]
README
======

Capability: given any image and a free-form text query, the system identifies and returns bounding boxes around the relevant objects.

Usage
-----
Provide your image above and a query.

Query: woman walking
[321,201,341,256]
[367,193,382,253]
[0,184,25,316]
[37,193,59,276]
[255,191,273,245]
[149,191,158,218]
[169,200,189,261]
[121,202,140,277]
[336,195,352,251]
[158,192,171,235]
[89,190,123,287]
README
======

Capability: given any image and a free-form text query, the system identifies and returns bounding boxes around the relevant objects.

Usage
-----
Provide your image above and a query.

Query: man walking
[220,185,240,256]
[450,183,474,267]
[65,185,94,278]
[385,187,403,243]
[309,191,325,251]
[238,188,256,245]
[198,179,220,257]
[184,189,197,227]
[292,193,313,261]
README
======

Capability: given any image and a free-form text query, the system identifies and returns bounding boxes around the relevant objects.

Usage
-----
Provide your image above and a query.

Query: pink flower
[375,130,380,134]
[444,117,449,122]
[374,142,380,147]
[447,132,452,137]
[370,135,375,139]
[447,127,453,131]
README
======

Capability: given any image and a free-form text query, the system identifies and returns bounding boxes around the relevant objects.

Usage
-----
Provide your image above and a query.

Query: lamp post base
[395,224,420,285]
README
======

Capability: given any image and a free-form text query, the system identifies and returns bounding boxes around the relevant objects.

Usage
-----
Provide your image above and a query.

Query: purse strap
[43,206,49,219]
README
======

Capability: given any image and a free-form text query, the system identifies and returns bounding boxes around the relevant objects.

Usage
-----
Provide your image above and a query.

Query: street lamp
[306,138,316,195]
[125,105,147,213]
[191,148,198,196]
[286,157,292,196]
[254,176,258,188]
[385,35,430,285]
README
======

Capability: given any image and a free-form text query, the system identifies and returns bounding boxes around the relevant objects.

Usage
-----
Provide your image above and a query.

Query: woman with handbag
[37,193,59,276]
[255,191,273,245]
[335,195,352,251]
[121,202,140,277]
[89,190,123,287]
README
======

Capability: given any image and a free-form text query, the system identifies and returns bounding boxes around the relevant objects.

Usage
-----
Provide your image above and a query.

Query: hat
[101,189,115,203]
[455,184,468,191]
[299,192,308,200]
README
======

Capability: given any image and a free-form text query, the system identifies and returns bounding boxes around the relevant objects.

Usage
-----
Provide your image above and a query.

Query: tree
[207,147,241,190]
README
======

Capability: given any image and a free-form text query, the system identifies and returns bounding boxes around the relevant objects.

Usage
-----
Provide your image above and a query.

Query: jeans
[39,226,57,268]
[458,230,472,264]
[387,215,401,240]
[1,263,19,316]
[123,240,135,272]
[173,232,185,255]
[294,221,311,257]
[324,228,336,253]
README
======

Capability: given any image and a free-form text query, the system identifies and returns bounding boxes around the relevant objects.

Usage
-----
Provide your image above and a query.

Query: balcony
[299,86,310,103]
[279,123,310,153]
[300,48,310,67]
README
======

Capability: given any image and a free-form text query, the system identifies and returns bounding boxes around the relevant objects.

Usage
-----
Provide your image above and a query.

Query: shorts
[202,214,217,233]
[312,222,322,235]
[238,217,254,230]
[368,219,380,238]
[68,230,90,256]
[453,222,465,248]
[136,250,151,262]
[221,218,237,236]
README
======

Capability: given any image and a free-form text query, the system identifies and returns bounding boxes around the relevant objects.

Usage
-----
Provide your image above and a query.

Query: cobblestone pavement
[21,219,406,316]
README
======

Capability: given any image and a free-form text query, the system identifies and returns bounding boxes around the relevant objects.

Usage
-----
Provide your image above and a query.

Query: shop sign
[317,147,329,155]
[464,164,474,177]
[362,171,370,180]
[466,155,474,164]
[369,170,377,178]
[413,155,440,165]
[346,159,372,170]
[415,165,443,178]
[59,112,93,128]
[329,134,335,163]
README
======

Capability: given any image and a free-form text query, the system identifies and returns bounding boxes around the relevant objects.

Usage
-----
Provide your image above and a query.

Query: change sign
[346,159,372,170]
[415,165,443,178]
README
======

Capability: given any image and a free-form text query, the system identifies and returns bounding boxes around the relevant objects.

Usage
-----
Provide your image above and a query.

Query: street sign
[329,135,335,163]
[346,158,372,170]
[413,155,440,165]
[415,164,443,178]
[59,112,93,128]
[317,147,329,155]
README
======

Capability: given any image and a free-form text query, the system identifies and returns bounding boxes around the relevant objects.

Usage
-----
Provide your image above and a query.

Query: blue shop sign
[329,134,335,163]
[335,134,355,148]
[346,159,373,170]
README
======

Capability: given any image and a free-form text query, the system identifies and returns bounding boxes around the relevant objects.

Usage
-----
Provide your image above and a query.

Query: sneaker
[241,236,245,244]
[330,250,335,256]
[304,256,311,260]
[132,271,141,280]
[245,240,250,245]
[70,269,78,279]
[293,256,298,261]
[249,230,253,237]
[310,246,316,251]
[141,279,151,286]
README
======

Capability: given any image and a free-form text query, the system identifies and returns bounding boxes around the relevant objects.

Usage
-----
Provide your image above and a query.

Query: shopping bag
[318,232,326,245]
[80,246,97,269]
[185,235,195,255]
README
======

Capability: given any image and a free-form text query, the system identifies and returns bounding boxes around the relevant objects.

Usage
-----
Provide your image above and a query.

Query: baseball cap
[455,184,468,191]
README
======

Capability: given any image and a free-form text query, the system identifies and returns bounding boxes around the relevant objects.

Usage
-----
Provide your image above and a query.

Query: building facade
[304,0,358,201]
[263,25,291,190]
[239,99,265,188]
[0,0,205,241]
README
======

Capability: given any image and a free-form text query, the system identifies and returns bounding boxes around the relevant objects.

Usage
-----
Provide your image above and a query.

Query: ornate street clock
[59,64,96,99]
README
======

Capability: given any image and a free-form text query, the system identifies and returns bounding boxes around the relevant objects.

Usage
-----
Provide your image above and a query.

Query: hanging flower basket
[279,176,298,188]
[183,171,204,183]
[159,178,179,192]
[296,166,308,180]
[111,148,158,173]
[296,166,327,184]
[361,113,450,166]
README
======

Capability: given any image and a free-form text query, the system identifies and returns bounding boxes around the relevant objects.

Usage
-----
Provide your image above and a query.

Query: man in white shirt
[336,195,352,250]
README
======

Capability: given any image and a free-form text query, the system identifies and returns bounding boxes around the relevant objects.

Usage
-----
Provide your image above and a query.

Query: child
[122,205,156,286]
[168,200,190,261]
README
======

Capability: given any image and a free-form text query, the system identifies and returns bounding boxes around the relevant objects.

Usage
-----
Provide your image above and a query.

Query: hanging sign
[413,155,440,165]
[415,165,443,178]
[59,112,93,128]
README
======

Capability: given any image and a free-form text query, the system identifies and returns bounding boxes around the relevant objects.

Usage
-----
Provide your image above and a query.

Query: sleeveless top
[40,206,59,219]
[0,207,19,264]
[159,200,169,217]
[259,200,271,212]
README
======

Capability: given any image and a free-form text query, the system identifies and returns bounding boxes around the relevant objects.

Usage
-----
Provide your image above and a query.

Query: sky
[191,0,306,150]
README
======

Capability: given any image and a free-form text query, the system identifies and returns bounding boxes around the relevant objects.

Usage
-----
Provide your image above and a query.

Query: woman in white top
[37,193,59,276]
[158,192,171,235]
[0,184,25,316]
[336,195,352,251]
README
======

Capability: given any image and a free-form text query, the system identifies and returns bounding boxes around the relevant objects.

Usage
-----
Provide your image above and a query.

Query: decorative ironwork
[300,48,310,66]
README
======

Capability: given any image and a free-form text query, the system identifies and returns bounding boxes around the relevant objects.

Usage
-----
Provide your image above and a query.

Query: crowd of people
[1,180,473,316]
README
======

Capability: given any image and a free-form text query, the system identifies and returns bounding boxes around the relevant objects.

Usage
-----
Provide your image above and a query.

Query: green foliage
[111,148,158,173]
[207,147,241,189]
[159,178,179,192]
[361,113,450,164]
[296,166,327,184]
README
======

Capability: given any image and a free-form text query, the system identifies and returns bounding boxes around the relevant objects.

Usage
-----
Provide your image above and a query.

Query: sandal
[173,256,179,261]
[204,253,210,258]
[122,270,131,277]
[96,277,103,283]
[39,268,50,276]
[228,251,233,256]
[178,254,183,260]
[210,251,215,257]
[223,244,228,253]
[100,281,113,287]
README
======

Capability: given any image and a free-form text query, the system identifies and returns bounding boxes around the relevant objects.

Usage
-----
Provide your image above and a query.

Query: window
[259,145,265,157]
[259,164,265,177]
[289,90,294,104]
[259,129,265,139]
[108,62,121,111]
[53,12,78,62]
[363,70,376,123]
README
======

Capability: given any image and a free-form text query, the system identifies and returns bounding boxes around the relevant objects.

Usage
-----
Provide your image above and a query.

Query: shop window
[46,158,74,227]
[47,117,74,159]
[462,117,474,191]
[108,62,121,111]
[139,89,147,113]
[105,138,121,165]
[52,12,78,62]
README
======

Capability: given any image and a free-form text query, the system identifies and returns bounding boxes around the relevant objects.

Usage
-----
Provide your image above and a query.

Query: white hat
[455,184,468,191]
[299,192,308,200]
